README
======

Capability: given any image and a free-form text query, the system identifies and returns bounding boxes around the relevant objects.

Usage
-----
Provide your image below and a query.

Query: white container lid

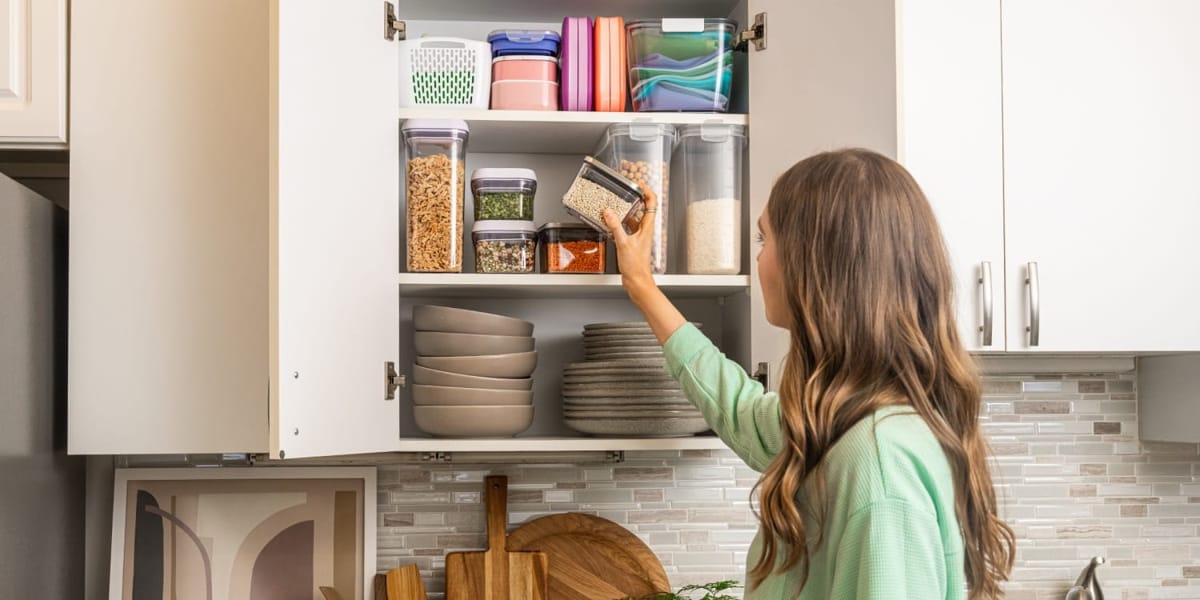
[401,118,470,133]
[678,123,746,142]
[472,220,538,234]
[472,168,537,182]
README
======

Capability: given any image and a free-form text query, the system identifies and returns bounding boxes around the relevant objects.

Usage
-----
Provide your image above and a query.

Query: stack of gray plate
[411,305,537,437]
[563,322,708,437]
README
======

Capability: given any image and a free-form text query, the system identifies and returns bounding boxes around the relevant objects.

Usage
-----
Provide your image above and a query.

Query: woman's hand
[602,190,659,297]
[602,190,686,345]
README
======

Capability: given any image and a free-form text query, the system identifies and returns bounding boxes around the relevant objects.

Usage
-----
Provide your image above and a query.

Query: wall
[377,371,1200,599]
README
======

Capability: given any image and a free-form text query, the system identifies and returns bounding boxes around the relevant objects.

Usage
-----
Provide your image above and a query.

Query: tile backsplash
[377,371,1200,599]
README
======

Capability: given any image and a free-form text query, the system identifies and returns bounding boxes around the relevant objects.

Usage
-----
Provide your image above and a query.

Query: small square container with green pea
[471,168,536,221]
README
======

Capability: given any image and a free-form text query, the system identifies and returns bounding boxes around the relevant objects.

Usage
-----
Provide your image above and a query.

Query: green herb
[475,191,533,220]
[624,580,742,600]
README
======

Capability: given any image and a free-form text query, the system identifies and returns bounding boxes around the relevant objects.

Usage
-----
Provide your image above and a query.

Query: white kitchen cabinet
[0,0,67,147]
[1001,0,1200,353]
[69,0,1194,459]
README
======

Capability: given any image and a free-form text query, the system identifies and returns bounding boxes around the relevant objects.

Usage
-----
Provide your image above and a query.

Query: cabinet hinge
[735,12,767,51]
[385,361,406,400]
[384,2,406,41]
[606,451,625,464]
[421,452,452,463]
[752,362,770,388]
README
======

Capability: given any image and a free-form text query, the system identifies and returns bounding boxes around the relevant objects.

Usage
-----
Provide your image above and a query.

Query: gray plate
[563,388,686,398]
[565,410,701,419]
[565,402,695,410]
[563,380,680,390]
[563,375,676,384]
[564,417,710,437]
[584,353,665,361]
[566,359,666,369]
[583,339,662,348]
[583,321,702,330]
[564,396,689,404]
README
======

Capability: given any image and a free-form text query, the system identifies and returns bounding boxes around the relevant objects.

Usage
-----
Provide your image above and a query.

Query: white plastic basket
[398,37,492,109]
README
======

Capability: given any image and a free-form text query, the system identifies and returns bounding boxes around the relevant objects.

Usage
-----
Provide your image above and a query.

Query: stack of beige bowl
[562,321,709,437]
[412,305,537,438]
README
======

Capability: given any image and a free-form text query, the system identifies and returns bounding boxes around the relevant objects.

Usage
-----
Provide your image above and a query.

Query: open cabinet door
[746,0,900,389]
[271,0,400,458]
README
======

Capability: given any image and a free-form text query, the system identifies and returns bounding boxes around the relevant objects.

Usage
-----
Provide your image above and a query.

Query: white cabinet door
[69,0,269,454]
[747,0,903,388]
[1002,0,1200,352]
[898,0,1005,351]
[270,0,400,458]
[0,0,66,147]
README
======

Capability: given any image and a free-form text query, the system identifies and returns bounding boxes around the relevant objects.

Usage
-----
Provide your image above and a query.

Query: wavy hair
[750,149,1015,598]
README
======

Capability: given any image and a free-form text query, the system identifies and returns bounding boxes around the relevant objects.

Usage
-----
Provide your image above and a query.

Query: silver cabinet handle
[1025,262,1040,347]
[979,261,993,346]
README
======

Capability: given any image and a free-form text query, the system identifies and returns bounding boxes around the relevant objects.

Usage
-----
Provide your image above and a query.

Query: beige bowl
[413,405,534,437]
[412,384,533,406]
[417,351,537,379]
[413,305,534,337]
[412,364,533,390]
[414,331,534,357]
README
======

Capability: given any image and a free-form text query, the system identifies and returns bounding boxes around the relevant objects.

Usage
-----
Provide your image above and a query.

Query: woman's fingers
[602,209,630,245]
[643,190,659,214]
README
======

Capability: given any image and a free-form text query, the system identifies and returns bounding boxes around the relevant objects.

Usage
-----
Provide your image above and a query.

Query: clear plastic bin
[471,168,536,221]
[472,220,537,274]
[402,119,469,272]
[539,223,607,274]
[626,19,737,112]
[677,123,746,274]
[562,156,646,235]
[595,123,676,273]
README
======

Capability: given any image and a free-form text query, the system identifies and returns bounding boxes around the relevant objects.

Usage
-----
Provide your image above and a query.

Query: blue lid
[487,29,561,44]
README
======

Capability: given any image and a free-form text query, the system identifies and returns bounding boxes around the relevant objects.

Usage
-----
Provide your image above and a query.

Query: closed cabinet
[1001,0,1200,352]
[0,0,67,147]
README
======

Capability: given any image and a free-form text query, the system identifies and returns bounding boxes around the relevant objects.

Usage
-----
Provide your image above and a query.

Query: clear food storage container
[472,220,537,274]
[472,168,536,221]
[539,223,607,274]
[562,156,646,235]
[403,119,469,272]
[487,29,561,57]
[398,37,492,109]
[595,123,676,273]
[626,19,736,112]
[678,123,746,274]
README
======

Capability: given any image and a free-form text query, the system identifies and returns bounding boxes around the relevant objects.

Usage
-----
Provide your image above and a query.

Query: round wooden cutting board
[505,513,670,599]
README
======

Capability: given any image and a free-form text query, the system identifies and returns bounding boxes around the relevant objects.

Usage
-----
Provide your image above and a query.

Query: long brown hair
[751,149,1014,597]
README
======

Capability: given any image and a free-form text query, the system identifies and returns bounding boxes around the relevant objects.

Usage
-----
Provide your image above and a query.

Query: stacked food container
[626,18,737,112]
[471,168,538,274]
[489,30,561,111]
[677,124,747,274]
[412,306,538,438]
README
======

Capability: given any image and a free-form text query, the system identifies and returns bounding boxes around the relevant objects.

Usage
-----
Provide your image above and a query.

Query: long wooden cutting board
[506,513,670,599]
[445,476,548,600]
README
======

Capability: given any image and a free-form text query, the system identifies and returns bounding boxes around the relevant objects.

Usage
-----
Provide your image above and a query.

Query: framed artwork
[109,467,376,600]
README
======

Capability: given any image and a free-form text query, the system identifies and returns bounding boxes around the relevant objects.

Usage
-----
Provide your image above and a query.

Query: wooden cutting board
[506,513,670,599]
[386,564,427,600]
[445,476,548,600]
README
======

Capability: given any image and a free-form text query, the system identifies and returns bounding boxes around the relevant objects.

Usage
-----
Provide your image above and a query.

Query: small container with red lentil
[538,222,608,274]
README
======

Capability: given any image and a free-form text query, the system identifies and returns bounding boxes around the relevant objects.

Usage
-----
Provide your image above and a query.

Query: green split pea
[475,192,534,221]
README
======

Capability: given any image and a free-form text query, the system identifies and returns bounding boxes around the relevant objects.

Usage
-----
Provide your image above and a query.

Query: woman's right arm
[603,196,784,472]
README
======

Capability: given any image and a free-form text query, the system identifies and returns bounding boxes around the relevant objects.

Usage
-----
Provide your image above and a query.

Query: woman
[602,149,1015,599]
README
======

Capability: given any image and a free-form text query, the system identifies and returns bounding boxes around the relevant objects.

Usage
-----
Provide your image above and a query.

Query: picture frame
[109,467,376,600]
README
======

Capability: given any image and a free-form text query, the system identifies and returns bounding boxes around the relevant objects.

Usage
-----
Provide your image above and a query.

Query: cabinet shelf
[397,273,750,299]
[393,435,726,453]
[397,108,749,154]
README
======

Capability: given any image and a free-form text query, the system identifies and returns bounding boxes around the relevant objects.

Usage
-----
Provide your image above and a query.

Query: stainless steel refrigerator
[0,171,85,598]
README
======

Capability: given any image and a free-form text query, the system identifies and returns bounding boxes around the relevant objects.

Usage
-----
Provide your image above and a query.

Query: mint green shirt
[663,324,965,599]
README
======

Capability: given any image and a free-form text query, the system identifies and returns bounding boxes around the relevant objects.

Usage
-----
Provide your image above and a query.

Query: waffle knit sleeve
[830,497,948,600]
[662,323,784,472]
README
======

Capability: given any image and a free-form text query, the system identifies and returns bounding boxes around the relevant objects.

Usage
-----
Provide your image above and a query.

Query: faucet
[1065,556,1105,600]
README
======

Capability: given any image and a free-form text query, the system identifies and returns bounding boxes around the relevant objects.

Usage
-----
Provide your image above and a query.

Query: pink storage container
[560,17,593,111]
[492,56,557,83]
[491,80,559,111]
